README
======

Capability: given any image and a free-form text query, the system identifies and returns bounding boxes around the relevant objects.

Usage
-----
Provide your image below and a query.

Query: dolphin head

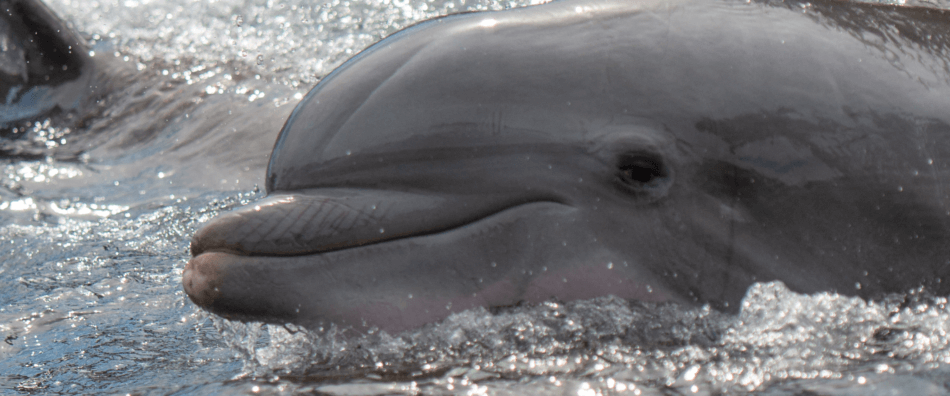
[184,0,950,332]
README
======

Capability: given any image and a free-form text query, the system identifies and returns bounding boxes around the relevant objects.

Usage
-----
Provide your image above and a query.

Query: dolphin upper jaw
[188,188,572,257]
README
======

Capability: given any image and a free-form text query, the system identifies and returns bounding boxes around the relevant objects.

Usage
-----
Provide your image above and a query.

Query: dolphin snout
[189,188,560,257]
[182,253,223,309]
[182,187,571,328]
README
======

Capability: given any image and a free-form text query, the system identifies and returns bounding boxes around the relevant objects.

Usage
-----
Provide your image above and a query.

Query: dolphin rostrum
[183,0,950,332]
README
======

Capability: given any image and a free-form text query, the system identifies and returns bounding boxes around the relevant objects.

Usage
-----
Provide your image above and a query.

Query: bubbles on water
[1,119,75,154]
[0,197,37,212]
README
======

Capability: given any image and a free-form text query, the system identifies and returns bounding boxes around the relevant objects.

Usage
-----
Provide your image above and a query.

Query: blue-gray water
[3,0,950,394]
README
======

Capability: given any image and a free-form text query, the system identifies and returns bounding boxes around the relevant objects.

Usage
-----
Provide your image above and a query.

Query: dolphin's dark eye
[617,153,667,184]
[615,153,672,200]
[619,156,664,183]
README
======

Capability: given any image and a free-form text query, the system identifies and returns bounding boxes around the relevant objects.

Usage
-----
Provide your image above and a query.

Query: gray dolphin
[0,0,95,131]
[183,0,950,332]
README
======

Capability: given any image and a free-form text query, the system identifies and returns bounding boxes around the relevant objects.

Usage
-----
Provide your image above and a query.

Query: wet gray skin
[0,0,96,132]
[183,0,950,333]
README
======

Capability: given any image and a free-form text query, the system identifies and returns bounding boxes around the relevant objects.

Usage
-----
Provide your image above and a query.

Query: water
[3,0,950,394]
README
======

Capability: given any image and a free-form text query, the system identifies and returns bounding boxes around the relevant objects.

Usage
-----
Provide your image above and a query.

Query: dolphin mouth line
[191,199,571,259]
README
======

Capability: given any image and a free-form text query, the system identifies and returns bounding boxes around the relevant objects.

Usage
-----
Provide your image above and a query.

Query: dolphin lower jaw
[182,251,525,330]
[183,200,676,331]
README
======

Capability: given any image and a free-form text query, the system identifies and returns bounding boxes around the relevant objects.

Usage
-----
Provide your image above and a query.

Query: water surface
[3,0,950,394]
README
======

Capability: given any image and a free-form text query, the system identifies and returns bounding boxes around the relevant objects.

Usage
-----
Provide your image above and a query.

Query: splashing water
[2,0,950,394]
[208,282,950,394]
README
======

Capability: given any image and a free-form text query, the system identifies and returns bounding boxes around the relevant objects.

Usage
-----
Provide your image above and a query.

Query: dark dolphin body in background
[183,0,950,332]
[1,0,96,139]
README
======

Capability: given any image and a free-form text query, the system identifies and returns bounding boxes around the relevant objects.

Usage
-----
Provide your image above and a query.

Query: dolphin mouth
[182,191,571,321]
[189,188,566,257]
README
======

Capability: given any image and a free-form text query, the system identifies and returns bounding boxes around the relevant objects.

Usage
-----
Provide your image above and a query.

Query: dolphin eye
[617,153,667,184]
[619,155,664,183]
[615,152,672,199]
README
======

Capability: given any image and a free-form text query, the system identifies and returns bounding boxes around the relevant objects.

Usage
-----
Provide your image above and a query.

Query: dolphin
[0,0,96,132]
[183,0,950,333]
